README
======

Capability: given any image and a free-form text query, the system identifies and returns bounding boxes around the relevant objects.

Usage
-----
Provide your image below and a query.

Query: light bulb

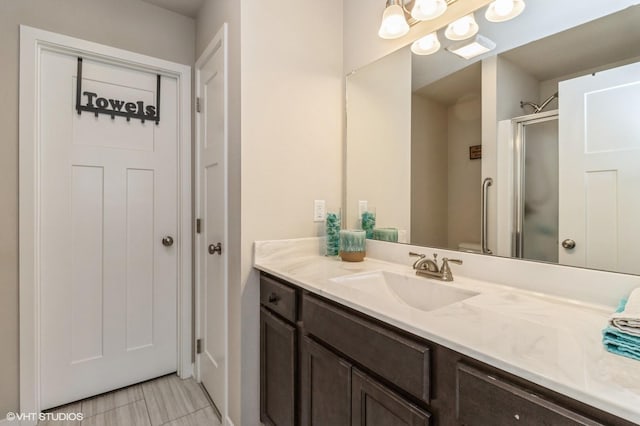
[485,0,525,22]
[411,0,447,21]
[411,32,441,55]
[452,17,471,36]
[445,14,478,40]
[494,0,514,16]
[378,4,410,39]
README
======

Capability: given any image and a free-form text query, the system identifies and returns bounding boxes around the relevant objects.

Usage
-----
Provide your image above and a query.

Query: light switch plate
[358,200,368,217]
[314,200,326,222]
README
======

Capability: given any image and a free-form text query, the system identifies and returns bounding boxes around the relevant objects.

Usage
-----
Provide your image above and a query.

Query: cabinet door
[301,336,351,426]
[260,307,296,426]
[352,369,431,426]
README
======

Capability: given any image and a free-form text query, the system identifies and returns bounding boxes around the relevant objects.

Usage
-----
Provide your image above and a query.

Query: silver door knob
[562,239,576,249]
[162,236,174,247]
[208,242,222,255]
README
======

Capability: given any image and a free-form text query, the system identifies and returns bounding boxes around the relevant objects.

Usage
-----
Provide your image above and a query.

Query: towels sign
[75,58,161,125]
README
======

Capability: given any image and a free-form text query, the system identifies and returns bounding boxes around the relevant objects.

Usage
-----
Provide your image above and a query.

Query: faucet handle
[409,252,426,269]
[440,258,463,282]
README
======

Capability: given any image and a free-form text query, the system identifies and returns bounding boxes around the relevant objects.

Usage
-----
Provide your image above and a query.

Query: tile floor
[39,374,221,426]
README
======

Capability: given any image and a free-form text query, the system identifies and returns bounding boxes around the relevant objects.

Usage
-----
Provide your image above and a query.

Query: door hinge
[196,97,201,113]
[196,218,201,234]
[196,338,202,354]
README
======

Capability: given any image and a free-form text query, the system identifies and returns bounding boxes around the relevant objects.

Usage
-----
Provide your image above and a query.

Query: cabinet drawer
[260,274,297,323]
[456,364,603,426]
[303,294,431,403]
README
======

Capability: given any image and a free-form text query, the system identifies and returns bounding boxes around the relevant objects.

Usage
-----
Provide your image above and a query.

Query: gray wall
[0,0,195,417]
[447,96,482,249]
[195,1,344,424]
[240,1,344,424]
[411,95,449,247]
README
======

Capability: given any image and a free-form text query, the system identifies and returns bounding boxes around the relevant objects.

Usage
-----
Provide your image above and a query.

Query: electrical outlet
[358,200,368,217]
[314,200,326,222]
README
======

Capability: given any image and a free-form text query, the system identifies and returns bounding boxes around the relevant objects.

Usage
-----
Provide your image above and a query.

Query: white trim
[495,119,514,258]
[19,25,192,419]
[194,23,229,423]
[225,416,235,426]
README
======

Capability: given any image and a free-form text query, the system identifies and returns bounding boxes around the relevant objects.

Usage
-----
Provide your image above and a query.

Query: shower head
[520,92,558,114]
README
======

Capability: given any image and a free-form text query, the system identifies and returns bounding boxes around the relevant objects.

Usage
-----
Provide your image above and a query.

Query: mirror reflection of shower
[520,92,559,114]
[513,111,559,263]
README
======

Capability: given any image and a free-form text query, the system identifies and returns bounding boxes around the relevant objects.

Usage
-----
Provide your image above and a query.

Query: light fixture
[447,34,496,59]
[485,0,525,22]
[411,0,447,21]
[445,13,479,40]
[378,0,410,40]
[411,32,441,55]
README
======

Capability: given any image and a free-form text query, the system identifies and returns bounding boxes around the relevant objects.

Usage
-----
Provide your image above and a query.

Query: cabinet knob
[268,293,280,304]
[162,236,174,247]
[561,239,576,249]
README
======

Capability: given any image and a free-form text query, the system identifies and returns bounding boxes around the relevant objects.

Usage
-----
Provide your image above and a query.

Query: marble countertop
[254,238,640,424]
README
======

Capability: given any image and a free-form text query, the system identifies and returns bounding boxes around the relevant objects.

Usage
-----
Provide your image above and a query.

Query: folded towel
[610,288,640,337]
[603,325,640,361]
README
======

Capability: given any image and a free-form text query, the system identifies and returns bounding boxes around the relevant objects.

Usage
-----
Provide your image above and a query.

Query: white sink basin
[330,270,479,312]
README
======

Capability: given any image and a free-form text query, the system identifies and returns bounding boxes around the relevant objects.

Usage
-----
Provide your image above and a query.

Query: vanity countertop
[254,239,640,424]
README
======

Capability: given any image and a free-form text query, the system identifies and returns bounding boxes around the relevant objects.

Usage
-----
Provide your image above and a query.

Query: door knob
[208,242,222,255]
[162,236,174,247]
[562,239,576,249]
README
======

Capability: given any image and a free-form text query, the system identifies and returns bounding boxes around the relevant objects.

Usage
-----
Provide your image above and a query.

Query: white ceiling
[411,0,640,91]
[415,62,481,105]
[501,6,640,82]
[141,0,204,18]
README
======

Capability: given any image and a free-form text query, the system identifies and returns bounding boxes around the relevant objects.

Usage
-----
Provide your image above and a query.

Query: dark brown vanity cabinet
[259,272,635,426]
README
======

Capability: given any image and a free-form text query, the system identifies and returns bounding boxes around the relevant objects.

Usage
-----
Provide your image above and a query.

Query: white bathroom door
[196,25,228,417]
[39,50,179,409]
[558,61,640,274]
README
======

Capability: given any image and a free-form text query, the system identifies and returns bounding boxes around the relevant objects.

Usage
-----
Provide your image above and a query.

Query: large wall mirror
[346,0,640,274]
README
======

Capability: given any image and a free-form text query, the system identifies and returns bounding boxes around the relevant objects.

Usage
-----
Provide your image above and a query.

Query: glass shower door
[513,112,559,263]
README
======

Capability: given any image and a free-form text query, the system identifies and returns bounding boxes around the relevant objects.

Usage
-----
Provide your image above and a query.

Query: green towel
[603,298,640,361]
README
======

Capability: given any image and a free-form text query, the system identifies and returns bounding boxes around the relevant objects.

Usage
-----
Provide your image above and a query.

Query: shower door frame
[511,109,559,259]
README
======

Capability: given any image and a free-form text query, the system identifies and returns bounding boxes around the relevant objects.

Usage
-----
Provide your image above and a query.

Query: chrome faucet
[409,252,463,282]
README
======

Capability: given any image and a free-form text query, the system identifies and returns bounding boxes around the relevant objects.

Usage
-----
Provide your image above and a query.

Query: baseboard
[224,416,234,426]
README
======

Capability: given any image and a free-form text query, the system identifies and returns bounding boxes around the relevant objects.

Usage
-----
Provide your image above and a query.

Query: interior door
[39,51,178,409]
[197,26,228,415]
[559,61,640,273]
